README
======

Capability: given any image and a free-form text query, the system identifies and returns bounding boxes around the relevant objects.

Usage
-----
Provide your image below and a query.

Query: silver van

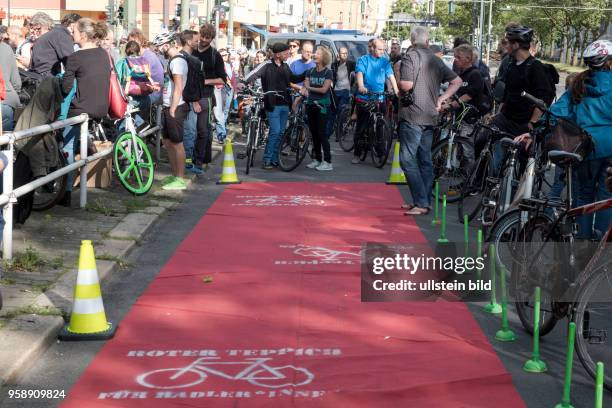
[263,31,372,62]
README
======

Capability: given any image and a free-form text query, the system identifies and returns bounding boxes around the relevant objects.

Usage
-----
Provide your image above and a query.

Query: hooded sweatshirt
[550,70,612,160]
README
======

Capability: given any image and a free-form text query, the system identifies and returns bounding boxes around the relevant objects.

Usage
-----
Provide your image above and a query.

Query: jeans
[489,112,529,174]
[183,109,197,161]
[214,86,232,140]
[194,98,213,165]
[62,124,81,192]
[1,104,14,132]
[573,157,612,239]
[264,105,289,165]
[399,121,434,209]
[548,166,566,202]
[327,89,350,138]
[306,104,331,163]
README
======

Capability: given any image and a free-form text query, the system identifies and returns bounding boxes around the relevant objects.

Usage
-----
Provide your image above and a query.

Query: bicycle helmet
[152,31,175,47]
[505,25,534,44]
[582,40,612,69]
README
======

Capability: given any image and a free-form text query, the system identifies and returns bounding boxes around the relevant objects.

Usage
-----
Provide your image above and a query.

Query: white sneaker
[306,160,321,169]
[316,161,333,171]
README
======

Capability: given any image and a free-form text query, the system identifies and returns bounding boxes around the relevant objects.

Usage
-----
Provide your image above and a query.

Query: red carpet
[61,183,525,407]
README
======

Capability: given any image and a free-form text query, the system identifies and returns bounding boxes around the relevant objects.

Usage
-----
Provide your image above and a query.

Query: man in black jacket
[30,13,80,78]
[241,42,306,169]
[330,47,355,139]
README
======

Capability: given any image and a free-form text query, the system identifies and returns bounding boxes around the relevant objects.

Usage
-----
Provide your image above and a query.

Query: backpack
[479,78,494,114]
[525,58,559,105]
[124,56,155,96]
[169,51,205,103]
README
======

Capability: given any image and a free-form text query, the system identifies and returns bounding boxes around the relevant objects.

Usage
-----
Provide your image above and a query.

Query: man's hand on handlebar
[359,86,368,94]
[514,133,533,151]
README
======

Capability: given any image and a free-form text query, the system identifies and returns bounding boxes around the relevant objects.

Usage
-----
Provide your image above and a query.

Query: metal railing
[0,114,112,260]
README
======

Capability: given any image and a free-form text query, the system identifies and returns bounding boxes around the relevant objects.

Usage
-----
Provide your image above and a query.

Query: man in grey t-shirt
[399,26,462,215]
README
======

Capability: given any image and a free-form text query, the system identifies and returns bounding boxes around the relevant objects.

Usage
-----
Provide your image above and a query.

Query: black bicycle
[336,94,356,152]
[278,92,312,172]
[353,92,394,168]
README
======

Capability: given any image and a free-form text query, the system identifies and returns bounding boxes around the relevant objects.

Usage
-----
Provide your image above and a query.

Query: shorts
[162,103,190,143]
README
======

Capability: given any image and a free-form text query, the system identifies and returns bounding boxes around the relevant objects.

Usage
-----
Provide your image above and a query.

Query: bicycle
[353,91,394,168]
[136,357,314,389]
[431,98,478,204]
[336,96,356,152]
[278,91,312,172]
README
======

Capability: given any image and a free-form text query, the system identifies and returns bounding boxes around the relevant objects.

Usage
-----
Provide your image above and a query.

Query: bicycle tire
[278,122,310,172]
[245,120,259,175]
[458,151,493,223]
[337,107,355,152]
[371,117,392,168]
[113,132,155,195]
[32,151,68,211]
[432,137,474,204]
[511,215,559,337]
[574,260,612,391]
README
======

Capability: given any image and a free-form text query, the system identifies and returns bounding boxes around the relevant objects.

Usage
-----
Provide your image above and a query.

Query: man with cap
[240,42,307,169]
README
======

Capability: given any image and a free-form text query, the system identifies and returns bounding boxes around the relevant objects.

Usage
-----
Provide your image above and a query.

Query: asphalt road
[0,132,608,408]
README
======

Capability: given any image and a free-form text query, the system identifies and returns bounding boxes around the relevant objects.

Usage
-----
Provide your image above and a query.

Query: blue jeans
[62,124,81,192]
[214,87,232,140]
[573,157,612,239]
[264,105,289,165]
[183,108,196,161]
[1,104,14,132]
[548,166,566,202]
[399,121,434,209]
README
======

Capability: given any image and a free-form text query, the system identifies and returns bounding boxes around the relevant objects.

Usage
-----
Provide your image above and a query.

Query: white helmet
[152,31,175,47]
[582,40,612,69]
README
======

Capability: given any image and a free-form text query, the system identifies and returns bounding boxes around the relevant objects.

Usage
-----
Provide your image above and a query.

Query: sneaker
[162,177,187,190]
[351,157,360,164]
[316,161,333,171]
[262,163,274,170]
[306,160,321,169]
[161,175,175,185]
[187,165,204,175]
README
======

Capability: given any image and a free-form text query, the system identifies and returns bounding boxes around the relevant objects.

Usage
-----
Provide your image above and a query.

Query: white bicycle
[136,357,314,389]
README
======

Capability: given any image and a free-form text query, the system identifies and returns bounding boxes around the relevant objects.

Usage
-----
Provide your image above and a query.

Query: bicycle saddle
[548,150,582,167]
[500,137,519,148]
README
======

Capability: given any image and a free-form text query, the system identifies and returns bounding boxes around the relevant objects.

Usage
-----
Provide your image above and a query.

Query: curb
[0,147,223,386]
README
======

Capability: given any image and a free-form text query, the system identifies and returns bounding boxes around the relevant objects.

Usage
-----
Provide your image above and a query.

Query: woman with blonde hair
[300,45,334,171]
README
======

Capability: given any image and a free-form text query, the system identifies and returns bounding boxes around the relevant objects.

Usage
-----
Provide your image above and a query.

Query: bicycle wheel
[113,132,155,195]
[278,122,310,172]
[371,117,392,168]
[511,216,559,336]
[458,152,493,223]
[337,107,355,152]
[32,151,68,211]
[432,137,474,204]
[575,260,612,391]
[245,120,259,175]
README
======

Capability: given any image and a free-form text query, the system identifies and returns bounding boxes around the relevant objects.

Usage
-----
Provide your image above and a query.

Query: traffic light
[449,1,456,14]
[116,5,124,21]
[428,0,435,15]
[176,3,181,17]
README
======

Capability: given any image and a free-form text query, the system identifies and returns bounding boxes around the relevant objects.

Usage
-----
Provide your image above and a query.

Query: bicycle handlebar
[521,91,548,112]
[478,123,516,140]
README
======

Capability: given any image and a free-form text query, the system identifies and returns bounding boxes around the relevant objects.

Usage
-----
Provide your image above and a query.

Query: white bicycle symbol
[136,357,314,389]
[293,245,361,262]
[244,196,326,206]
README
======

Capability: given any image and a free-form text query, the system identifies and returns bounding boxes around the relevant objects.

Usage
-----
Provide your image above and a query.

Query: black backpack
[525,58,559,105]
[479,79,494,114]
[169,51,205,103]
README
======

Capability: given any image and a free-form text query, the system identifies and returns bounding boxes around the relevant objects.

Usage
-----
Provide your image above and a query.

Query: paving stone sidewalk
[0,137,226,386]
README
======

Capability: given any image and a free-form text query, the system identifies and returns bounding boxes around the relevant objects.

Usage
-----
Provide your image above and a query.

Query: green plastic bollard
[495,265,516,341]
[437,194,449,243]
[523,286,547,372]
[484,244,502,314]
[432,181,440,226]
[595,362,603,408]
[476,229,483,281]
[555,322,577,408]
[464,214,469,256]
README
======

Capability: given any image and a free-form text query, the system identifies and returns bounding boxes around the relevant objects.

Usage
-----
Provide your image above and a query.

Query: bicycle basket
[544,118,594,159]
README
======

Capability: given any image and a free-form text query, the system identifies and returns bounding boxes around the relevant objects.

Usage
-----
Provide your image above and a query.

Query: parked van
[263,31,372,62]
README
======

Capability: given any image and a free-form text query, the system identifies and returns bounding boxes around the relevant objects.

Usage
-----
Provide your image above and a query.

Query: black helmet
[505,25,534,44]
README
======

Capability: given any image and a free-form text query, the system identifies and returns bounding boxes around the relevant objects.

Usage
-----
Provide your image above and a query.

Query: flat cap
[272,43,290,53]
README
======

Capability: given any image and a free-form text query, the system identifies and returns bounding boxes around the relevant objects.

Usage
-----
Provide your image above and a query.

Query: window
[334,40,369,62]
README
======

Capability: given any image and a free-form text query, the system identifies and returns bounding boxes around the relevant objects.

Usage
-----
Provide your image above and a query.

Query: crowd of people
[0,14,610,237]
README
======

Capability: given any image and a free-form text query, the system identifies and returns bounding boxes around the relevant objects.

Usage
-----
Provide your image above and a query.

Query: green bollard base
[437,237,449,243]
[495,328,517,342]
[553,403,574,408]
[523,358,548,373]
[483,302,502,314]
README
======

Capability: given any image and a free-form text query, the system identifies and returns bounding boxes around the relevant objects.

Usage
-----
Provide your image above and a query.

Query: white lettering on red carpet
[231,195,334,207]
